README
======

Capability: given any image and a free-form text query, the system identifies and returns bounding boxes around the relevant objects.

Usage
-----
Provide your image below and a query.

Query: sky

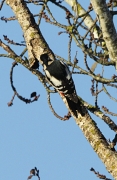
[0,1,117,180]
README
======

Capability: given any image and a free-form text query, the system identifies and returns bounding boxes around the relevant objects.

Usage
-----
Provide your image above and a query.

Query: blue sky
[0,1,116,180]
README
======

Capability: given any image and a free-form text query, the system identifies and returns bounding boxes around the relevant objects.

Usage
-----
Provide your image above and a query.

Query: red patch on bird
[59,92,65,97]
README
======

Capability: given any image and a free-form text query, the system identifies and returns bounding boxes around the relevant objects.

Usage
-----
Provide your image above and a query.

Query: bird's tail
[66,97,82,118]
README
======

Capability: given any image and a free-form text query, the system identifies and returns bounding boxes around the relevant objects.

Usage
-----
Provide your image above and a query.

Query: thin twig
[68,35,72,62]
[8,61,40,105]
[37,3,45,25]
[90,167,112,180]
[102,106,117,116]
[3,35,26,46]
[47,92,70,121]
[79,96,117,132]
[82,18,98,40]
[95,81,98,107]
[103,84,117,102]
[0,0,5,10]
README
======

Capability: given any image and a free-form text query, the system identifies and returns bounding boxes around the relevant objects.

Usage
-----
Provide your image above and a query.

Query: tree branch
[91,0,117,69]
[6,0,55,67]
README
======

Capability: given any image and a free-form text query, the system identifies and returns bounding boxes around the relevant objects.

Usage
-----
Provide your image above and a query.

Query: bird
[40,53,80,117]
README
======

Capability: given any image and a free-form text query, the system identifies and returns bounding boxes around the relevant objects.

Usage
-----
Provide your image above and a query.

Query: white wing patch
[51,76,62,86]
[45,69,62,86]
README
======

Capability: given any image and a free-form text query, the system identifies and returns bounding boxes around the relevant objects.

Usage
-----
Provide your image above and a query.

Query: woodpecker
[40,53,80,117]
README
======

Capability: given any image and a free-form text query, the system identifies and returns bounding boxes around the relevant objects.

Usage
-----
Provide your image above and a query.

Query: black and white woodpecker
[40,53,80,117]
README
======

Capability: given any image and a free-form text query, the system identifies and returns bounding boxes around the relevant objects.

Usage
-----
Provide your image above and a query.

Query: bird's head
[40,53,53,67]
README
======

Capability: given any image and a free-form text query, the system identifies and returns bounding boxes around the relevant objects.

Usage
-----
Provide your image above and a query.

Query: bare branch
[3,35,26,46]
[0,39,17,56]
[103,84,117,102]
[90,167,112,180]
[102,106,117,117]
[0,0,5,10]
[27,167,40,180]
[79,96,117,133]
[1,16,16,22]
[47,92,71,121]
[91,0,117,69]
[8,61,40,105]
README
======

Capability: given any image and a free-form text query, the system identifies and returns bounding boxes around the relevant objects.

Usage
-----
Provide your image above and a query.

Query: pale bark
[65,0,99,38]
[6,0,54,67]
[90,0,117,69]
